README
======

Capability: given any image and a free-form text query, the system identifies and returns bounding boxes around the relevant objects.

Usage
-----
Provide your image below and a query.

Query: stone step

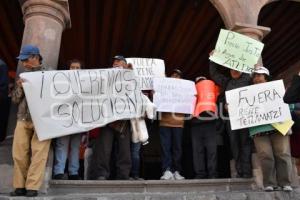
[1,180,300,200]
[48,178,257,194]
[1,190,300,200]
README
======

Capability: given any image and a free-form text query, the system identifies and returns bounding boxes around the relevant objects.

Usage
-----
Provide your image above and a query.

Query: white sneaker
[283,185,293,192]
[173,171,185,180]
[160,170,174,180]
[264,186,274,192]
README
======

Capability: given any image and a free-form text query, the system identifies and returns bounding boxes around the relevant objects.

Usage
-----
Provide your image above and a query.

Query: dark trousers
[92,126,131,179]
[130,142,141,177]
[191,121,218,178]
[159,126,183,172]
[226,121,252,176]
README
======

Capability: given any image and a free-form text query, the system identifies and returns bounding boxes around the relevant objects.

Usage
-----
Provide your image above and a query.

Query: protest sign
[153,77,196,114]
[20,68,151,141]
[272,120,294,135]
[209,29,264,74]
[225,80,292,130]
[126,58,165,90]
[194,80,219,117]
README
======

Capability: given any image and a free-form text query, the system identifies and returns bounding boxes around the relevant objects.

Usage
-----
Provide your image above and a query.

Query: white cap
[253,66,270,76]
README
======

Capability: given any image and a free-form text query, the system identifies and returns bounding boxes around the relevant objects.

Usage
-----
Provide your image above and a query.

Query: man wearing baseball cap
[159,68,185,180]
[92,55,132,180]
[190,76,219,179]
[10,45,50,197]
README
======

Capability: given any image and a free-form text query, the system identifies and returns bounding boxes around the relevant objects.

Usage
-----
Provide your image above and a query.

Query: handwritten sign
[20,69,151,141]
[126,58,165,90]
[209,29,264,74]
[225,80,292,130]
[272,120,294,135]
[153,77,196,114]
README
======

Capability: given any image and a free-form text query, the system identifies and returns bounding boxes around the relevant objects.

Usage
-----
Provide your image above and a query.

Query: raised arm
[209,61,230,87]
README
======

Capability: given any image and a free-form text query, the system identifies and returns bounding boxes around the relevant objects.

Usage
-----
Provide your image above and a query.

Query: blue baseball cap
[16,45,41,60]
[113,55,127,63]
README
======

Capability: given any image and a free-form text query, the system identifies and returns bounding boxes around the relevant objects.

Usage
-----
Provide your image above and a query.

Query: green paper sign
[209,29,264,74]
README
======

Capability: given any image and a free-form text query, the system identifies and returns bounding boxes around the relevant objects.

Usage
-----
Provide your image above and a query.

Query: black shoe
[53,173,66,180]
[96,176,107,180]
[242,174,252,178]
[115,176,129,180]
[194,175,207,179]
[208,176,218,179]
[26,190,38,197]
[69,174,81,180]
[130,176,144,180]
[236,173,243,178]
[10,188,26,196]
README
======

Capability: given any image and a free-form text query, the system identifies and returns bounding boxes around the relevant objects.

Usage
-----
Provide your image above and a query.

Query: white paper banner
[126,58,165,90]
[153,77,197,114]
[225,80,292,130]
[20,68,150,141]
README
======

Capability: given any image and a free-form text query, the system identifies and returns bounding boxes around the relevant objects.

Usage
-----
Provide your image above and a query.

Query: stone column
[17,0,71,73]
[209,0,278,30]
[0,0,71,194]
[231,23,270,65]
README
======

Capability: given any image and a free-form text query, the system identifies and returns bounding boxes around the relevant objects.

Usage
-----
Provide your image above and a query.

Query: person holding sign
[159,69,185,180]
[10,45,51,197]
[53,59,83,180]
[249,66,293,192]
[190,76,219,179]
[92,55,132,180]
[209,50,253,179]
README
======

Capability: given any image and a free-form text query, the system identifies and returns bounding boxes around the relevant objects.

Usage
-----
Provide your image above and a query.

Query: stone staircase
[1,178,300,200]
[48,178,255,194]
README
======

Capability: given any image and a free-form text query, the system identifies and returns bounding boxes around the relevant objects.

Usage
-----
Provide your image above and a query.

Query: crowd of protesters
[0,44,299,197]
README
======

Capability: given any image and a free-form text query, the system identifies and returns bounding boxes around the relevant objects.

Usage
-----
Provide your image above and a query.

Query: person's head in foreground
[195,76,207,84]
[17,45,42,70]
[68,59,82,70]
[171,69,182,79]
[230,69,242,80]
[112,55,128,69]
[252,66,270,84]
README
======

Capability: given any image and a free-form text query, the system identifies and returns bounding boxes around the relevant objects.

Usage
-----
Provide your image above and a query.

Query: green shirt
[249,104,294,137]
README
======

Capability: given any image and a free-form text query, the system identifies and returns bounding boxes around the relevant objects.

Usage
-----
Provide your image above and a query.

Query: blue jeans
[159,126,183,172]
[131,142,141,177]
[54,134,81,175]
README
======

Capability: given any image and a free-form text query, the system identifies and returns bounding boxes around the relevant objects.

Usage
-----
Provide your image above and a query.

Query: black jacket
[209,61,251,92]
[284,75,300,103]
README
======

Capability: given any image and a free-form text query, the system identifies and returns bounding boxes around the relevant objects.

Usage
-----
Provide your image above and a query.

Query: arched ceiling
[0,0,299,81]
